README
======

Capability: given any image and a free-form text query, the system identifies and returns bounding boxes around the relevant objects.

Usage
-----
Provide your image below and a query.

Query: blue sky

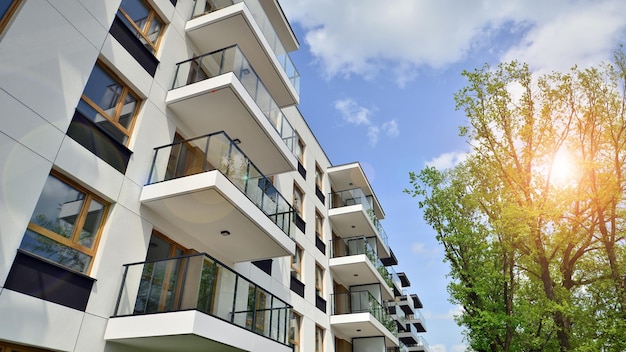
[279,1,626,351]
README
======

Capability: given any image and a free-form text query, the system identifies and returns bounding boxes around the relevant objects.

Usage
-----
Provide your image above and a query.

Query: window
[315,163,323,189]
[118,0,165,54]
[293,184,304,216]
[77,62,141,145]
[19,172,109,274]
[315,210,324,239]
[295,133,305,163]
[315,325,324,352]
[315,262,324,297]
[291,245,303,280]
[0,0,21,35]
[289,311,301,352]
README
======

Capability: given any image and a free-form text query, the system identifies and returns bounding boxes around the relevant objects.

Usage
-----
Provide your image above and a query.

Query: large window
[118,0,165,54]
[295,133,305,163]
[315,325,324,352]
[315,262,324,297]
[19,173,109,274]
[289,311,301,352]
[291,245,303,280]
[293,184,304,216]
[315,163,323,189]
[315,210,324,239]
[77,62,141,145]
[0,0,21,35]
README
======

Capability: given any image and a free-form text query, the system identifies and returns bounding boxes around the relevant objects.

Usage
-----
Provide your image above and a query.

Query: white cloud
[429,344,447,352]
[281,0,626,84]
[425,151,469,170]
[333,98,399,146]
[382,119,399,137]
[451,344,468,352]
[334,98,372,125]
[412,242,426,254]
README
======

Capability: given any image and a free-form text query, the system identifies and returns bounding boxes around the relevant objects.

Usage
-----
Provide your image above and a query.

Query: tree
[407,49,626,351]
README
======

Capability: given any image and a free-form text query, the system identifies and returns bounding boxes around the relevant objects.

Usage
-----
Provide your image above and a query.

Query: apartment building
[0,1,428,351]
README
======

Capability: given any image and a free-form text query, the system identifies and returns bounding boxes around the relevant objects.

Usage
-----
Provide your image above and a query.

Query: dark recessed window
[0,0,21,35]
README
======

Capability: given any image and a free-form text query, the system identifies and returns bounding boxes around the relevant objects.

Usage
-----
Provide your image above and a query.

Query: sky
[279,1,626,351]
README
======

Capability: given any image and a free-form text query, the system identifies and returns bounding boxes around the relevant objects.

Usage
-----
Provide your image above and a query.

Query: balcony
[331,291,398,347]
[404,336,429,352]
[167,45,298,175]
[140,131,295,262]
[398,320,421,347]
[187,0,299,105]
[329,236,395,301]
[105,253,292,352]
[329,188,391,257]
[407,309,427,333]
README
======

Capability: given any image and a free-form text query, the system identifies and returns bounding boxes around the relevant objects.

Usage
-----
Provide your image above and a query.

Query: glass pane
[147,16,163,45]
[121,0,150,32]
[118,93,138,130]
[30,174,85,239]
[211,264,236,321]
[20,230,91,273]
[77,199,106,248]
[0,1,14,20]
[197,258,217,313]
[82,65,122,117]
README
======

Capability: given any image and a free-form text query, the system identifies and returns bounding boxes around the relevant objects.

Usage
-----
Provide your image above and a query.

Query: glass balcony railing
[329,188,390,251]
[406,309,427,331]
[172,45,298,156]
[113,253,291,345]
[388,266,401,292]
[190,0,300,93]
[402,336,429,351]
[329,236,394,290]
[147,131,295,239]
[331,290,397,336]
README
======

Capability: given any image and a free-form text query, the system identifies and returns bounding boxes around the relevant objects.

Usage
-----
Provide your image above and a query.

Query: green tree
[407,49,626,351]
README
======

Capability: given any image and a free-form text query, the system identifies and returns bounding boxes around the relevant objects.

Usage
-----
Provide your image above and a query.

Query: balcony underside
[329,255,394,301]
[327,163,384,219]
[330,313,398,348]
[167,74,297,175]
[105,311,291,352]
[328,205,390,258]
[186,4,298,106]
[140,171,295,262]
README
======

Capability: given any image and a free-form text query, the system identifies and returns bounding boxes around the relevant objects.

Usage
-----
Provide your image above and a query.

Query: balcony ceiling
[328,206,390,258]
[166,74,297,176]
[329,255,394,301]
[140,171,295,262]
[328,163,384,219]
[186,4,298,107]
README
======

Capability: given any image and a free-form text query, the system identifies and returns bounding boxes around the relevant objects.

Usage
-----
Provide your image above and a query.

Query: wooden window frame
[293,184,304,216]
[0,0,21,35]
[315,163,323,189]
[295,133,305,163]
[0,340,50,352]
[315,210,324,239]
[291,245,303,280]
[118,0,165,53]
[24,171,109,274]
[315,262,324,297]
[315,325,324,352]
[289,311,301,352]
[80,61,142,146]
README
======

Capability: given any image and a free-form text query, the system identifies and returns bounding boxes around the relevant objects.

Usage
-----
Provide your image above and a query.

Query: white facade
[0,1,427,351]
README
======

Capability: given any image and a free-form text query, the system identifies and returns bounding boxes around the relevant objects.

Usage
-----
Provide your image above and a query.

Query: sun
[549,148,577,187]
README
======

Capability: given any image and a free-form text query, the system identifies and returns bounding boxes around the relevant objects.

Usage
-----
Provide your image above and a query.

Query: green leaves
[408,47,626,351]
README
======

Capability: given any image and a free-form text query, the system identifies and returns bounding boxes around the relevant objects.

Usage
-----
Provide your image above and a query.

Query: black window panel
[295,213,306,233]
[252,259,272,275]
[170,0,177,5]
[4,250,95,311]
[109,14,159,76]
[297,161,306,178]
[290,276,305,297]
[315,186,325,204]
[67,111,132,173]
[315,235,326,255]
[315,295,326,313]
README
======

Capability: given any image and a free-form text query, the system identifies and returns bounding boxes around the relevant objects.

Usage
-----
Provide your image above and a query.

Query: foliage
[406,48,626,351]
